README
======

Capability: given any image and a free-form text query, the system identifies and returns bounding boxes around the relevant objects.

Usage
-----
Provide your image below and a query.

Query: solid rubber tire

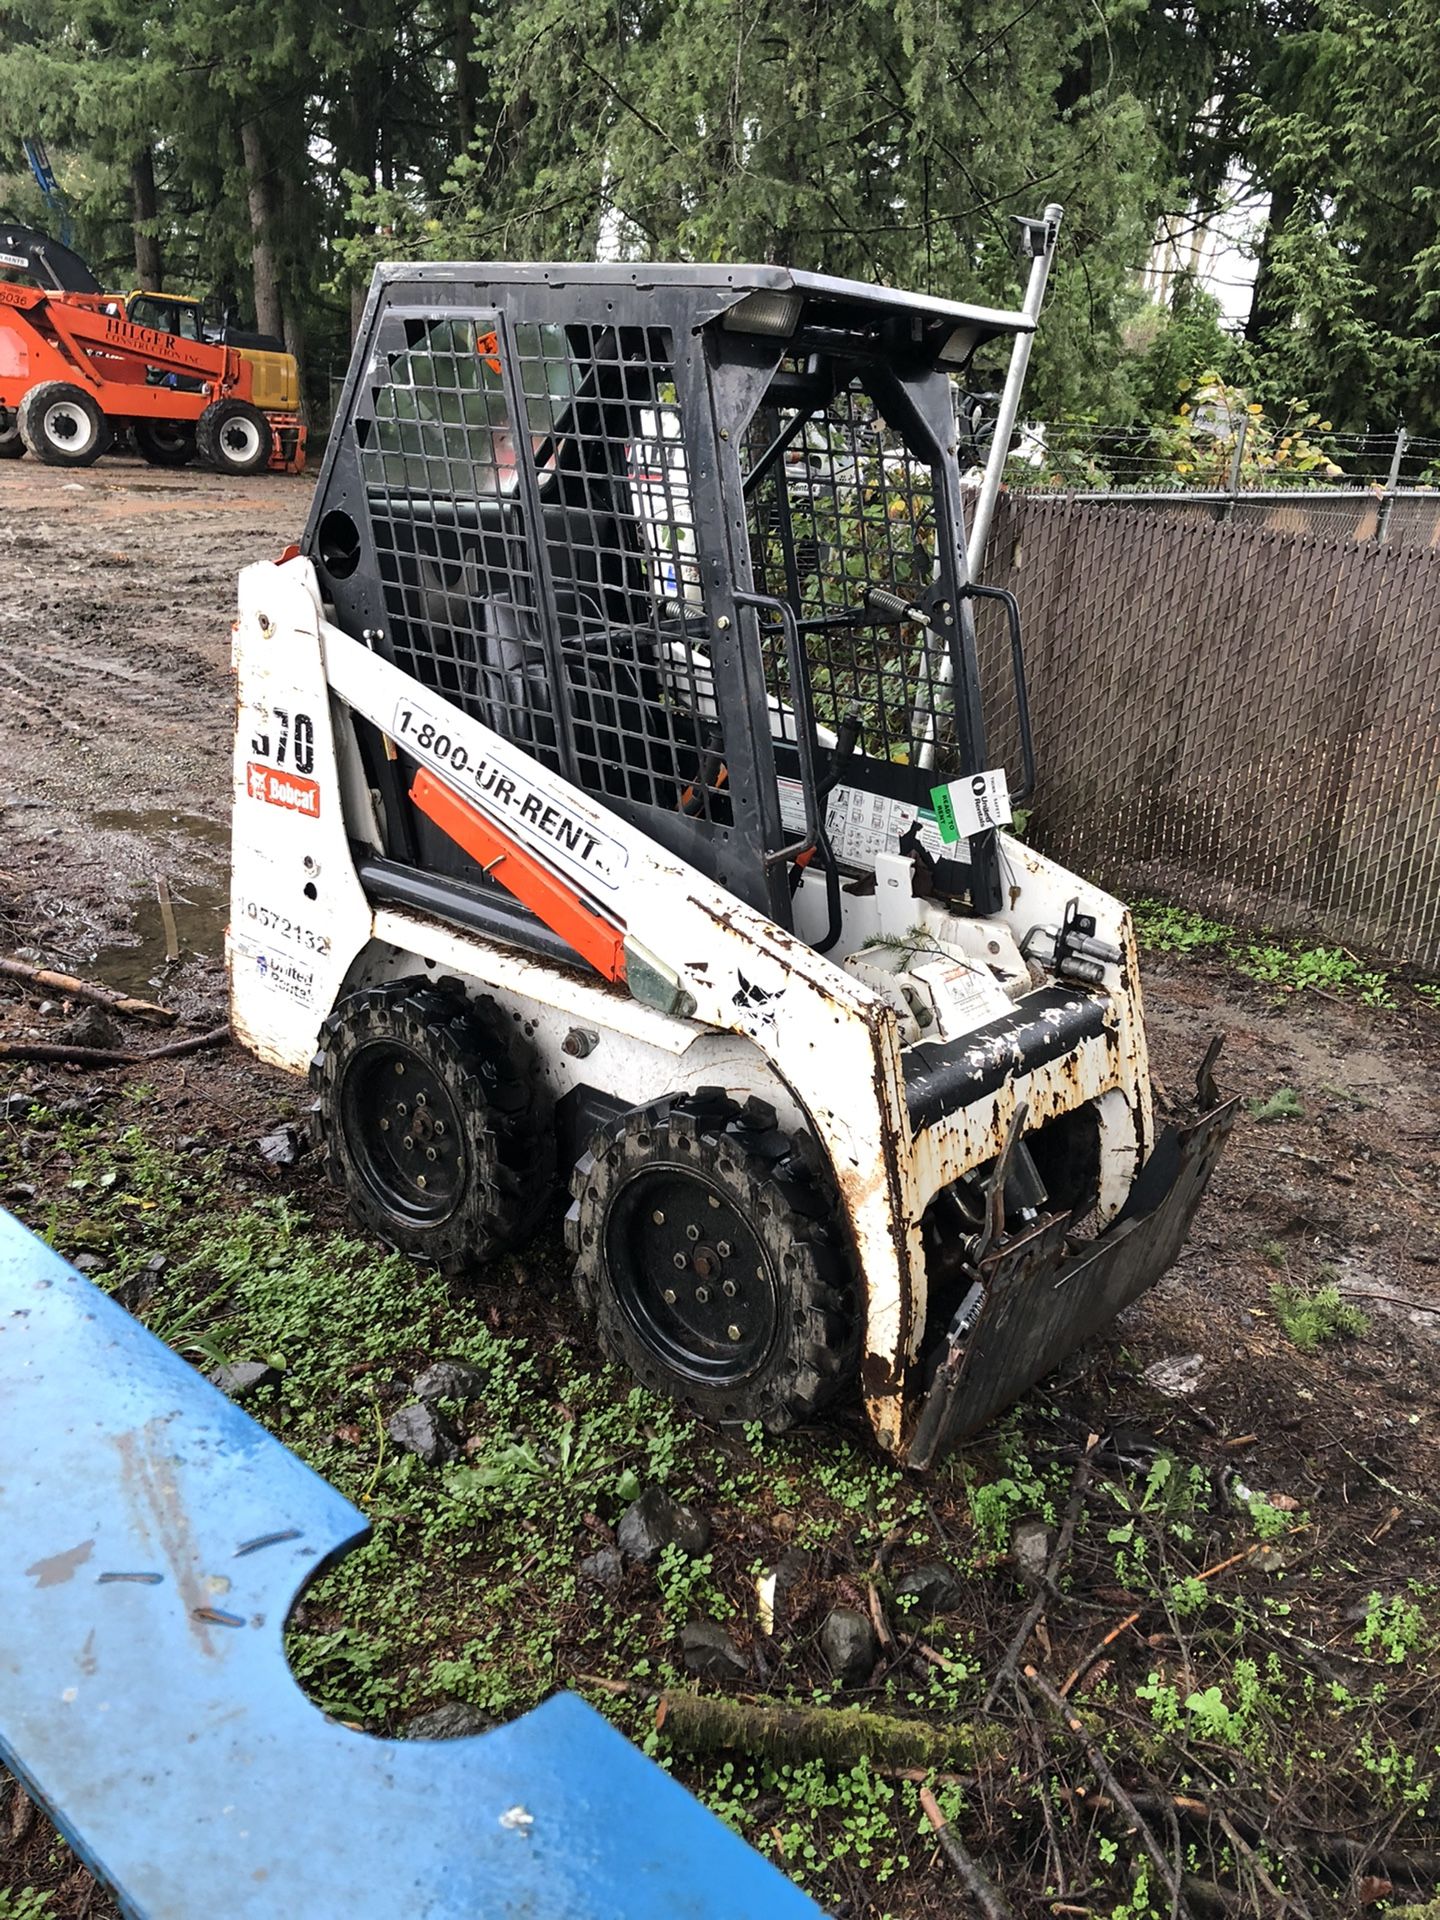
[134,420,197,467]
[310,978,552,1272]
[17,382,111,467]
[567,1091,859,1431]
[196,398,271,475]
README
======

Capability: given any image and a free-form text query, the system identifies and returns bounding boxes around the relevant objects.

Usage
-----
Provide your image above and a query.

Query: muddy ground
[2,455,1439,1917]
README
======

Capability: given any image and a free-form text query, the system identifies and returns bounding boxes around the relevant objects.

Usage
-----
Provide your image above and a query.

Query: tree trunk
[1246,177,1299,345]
[452,0,475,161]
[131,147,162,290]
[239,117,284,341]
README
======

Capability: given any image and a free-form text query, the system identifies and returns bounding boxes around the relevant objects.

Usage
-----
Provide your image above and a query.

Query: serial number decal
[235,899,332,955]
[392,698,628,892]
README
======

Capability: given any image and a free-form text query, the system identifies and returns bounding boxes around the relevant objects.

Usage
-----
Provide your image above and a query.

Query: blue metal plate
[0,1209,820,1918]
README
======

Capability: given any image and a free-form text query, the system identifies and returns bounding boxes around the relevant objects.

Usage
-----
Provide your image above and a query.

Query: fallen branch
[984,1431,1101,1711]
[655,1688,998,1773]
[0,1025,231,1069]
[919,1784,1013,1919]
[0,955,174,1025]
[1342,1291,1440,1316]
[1023,1666,1193,1920]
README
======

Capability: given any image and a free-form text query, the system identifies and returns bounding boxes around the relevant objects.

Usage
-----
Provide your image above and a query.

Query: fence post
[1375,426,1408,544]
[1218,415,1248,522]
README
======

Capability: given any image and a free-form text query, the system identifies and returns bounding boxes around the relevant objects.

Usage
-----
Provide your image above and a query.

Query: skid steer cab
[229,241,1234,1466]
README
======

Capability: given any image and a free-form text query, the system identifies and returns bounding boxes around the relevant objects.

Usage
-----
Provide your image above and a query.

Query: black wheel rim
[341,1040,466,1225]
[606,1165,780,1386]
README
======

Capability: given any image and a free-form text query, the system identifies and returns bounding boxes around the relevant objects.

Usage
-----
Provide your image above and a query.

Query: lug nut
[722,1279,737,1298]
[403,1135,414,1152]
[695,1287,710,1304]
[426,1147,437,1162]
[396,1102,407,1117]
[416,1174,427,1189]
[394,1061,405,1076]
[662,1288,677,1305]
[727,1324,741,1342]
[707,1195,721,1210]
[652,1209,665,1225]
[415,1092,427,1107]
[685,1223,699,1241]
[379,1118,390,1132]
[434,1120,446,1137]
[673,1252,688,1270]
[716,1240,732,1258]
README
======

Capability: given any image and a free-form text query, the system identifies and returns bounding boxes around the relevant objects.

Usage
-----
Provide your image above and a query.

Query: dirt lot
[2,456,1439,1919]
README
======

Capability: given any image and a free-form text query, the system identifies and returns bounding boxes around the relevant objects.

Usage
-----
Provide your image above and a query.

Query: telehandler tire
[309,979,552,1272]
[197,398,271,475]
[134,421,197,467]
[567,1092,858,1431]
[17,382,111,467]
[0,411,23,459]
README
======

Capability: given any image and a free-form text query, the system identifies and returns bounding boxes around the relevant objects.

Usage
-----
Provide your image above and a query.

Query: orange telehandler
[0,222,304,473]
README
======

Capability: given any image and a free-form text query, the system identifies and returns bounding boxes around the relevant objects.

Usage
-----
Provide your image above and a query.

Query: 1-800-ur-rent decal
[391,697,629,894]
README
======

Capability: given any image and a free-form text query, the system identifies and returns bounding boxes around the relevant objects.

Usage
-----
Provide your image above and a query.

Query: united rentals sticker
[246,762,321,818]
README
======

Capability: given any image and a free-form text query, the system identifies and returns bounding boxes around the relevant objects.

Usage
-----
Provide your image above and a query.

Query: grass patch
[1269,1279,1370,1352]
[1133,901,1396,1006]
[4,1100,1438,1914]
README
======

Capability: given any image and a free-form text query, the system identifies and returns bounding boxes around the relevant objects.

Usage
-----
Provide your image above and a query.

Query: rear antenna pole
[916,203,1061,772]
[965,203,1063,581]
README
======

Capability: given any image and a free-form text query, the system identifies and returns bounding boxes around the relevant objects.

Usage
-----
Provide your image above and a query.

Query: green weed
[1269,1281,1369,1352]
[1248,1087,1304,1122]
[1356,1590,1431,1666]
[1132,901,1394,1005]
[0,1893,53,1920]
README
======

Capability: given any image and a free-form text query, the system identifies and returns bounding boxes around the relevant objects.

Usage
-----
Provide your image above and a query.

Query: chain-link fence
[998,422,1440,546]
[974,495,1440,973]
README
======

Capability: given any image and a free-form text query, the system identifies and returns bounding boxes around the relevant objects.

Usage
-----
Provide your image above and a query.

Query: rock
[59,1007,120,1051]
[820,1607,878,1686]
[412,1359,489,1405]
[386,1401,459,1467]
[894,1562,963,1619]
[257,1124,305,1167]
[579,1548,624,1590]
[73,1253,107,1276]
[680,1621,748,1681]
[404,1700,494,1740]
[7,1182,36,1202]
[209,1359,280,1401]
[0,1092,38,1121]
[1011,1516,1054,1583]
[617,1486,711,1565]
[54,1097,100,1122]
[1142,1352,1206,1398]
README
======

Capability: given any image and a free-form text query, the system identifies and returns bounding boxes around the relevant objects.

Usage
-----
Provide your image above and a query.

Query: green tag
[930,783,960,844]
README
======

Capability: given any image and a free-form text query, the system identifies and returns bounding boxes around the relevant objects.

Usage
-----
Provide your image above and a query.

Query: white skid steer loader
[229,214,1234,1467]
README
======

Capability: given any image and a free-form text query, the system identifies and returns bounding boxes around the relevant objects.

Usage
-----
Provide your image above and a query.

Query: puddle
[87,810,230,994]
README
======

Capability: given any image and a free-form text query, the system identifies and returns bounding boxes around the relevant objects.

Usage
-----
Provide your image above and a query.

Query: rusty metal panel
[907,1098,1238,1469]
[0,1210,819,1919]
